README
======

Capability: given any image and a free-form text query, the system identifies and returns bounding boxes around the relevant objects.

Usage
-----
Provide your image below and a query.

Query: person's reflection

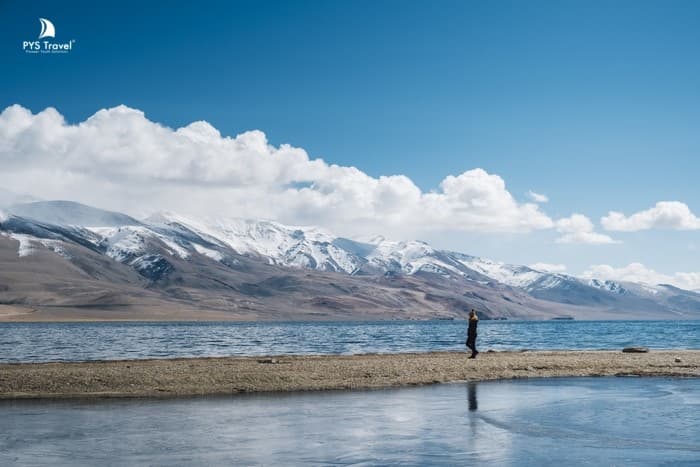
[467,382,478,411]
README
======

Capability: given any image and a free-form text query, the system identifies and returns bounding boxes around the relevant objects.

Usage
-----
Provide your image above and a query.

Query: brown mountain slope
[0,235,606,321]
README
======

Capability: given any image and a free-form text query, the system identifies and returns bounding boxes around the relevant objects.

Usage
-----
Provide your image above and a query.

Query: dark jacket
[467,318,478,336]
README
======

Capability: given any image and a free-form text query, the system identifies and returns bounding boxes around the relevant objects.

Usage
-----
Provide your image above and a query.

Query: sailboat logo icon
[22,17,74,53]
[38,18,55,39]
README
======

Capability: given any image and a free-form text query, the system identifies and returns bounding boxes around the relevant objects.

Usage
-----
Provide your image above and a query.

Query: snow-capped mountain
[146,212,365,273]
[1,200,699,320]
[144,212,553,285]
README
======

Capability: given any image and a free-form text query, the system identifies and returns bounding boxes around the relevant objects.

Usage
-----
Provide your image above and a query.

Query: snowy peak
[456,256,545,288]
[8,201,141,227]
[144,212,365,274]
[366,239,438,273]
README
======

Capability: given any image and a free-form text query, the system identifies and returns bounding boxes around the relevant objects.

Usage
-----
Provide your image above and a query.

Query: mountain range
[1,200,699,321]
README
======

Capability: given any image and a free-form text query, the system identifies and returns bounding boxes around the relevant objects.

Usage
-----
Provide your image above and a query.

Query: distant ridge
[1,200,699,321]
[8,201,141,227]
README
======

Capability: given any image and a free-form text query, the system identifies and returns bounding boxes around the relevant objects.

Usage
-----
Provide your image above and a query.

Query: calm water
[1,320,699,363]
[1,377,698,466]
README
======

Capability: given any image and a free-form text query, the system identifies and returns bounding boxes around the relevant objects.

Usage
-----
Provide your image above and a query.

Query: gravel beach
[1,350,698,399]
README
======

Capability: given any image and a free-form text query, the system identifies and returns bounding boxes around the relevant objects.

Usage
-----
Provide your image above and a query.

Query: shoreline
[1,350,699,400]
[2,306,699,323]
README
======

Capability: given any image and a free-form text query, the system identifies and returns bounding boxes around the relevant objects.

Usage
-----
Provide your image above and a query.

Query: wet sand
[1,350,698,399]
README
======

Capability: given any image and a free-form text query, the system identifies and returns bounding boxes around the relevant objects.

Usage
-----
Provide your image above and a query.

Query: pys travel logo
[23,18,76,54]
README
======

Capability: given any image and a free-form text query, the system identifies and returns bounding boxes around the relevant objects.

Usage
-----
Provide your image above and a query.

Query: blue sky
[1,0,699,285]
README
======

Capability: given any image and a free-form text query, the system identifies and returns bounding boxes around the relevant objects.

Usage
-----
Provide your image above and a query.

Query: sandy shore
[1,350,698,399]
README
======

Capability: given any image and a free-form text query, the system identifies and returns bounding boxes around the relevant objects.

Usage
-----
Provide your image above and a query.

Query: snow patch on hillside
[588,279,627,294]
[159,238,190,259]
[8,233,35,257]
[3,233,70,259]
[89,226,190,261]
[89,227,147,262]
[193,243,223,261]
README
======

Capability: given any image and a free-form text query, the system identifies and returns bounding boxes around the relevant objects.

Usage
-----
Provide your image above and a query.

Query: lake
[1,320,699,363]
[1,377,698,466]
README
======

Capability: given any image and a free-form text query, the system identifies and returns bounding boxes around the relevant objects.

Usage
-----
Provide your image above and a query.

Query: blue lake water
[1,320,699,363]
[1,377,698,466]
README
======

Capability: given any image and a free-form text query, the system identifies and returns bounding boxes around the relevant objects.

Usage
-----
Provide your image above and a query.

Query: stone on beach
[622,347,649,353]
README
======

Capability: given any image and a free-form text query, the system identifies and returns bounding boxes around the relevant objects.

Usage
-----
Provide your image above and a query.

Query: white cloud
[529,262,566,273]
[581,263,700,291]
[601,201,700,232]
[554,214,618,244]
[0,187,38,207]
[527,190,548,203]
[0,104,555,239]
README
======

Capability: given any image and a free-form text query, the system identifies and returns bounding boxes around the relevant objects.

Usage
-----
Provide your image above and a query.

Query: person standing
[466,309,479,358]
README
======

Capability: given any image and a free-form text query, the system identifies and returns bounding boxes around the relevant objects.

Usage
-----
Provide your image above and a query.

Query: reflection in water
[467,382,478,411]
[466,381,480,444]
[1,378,699,466]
